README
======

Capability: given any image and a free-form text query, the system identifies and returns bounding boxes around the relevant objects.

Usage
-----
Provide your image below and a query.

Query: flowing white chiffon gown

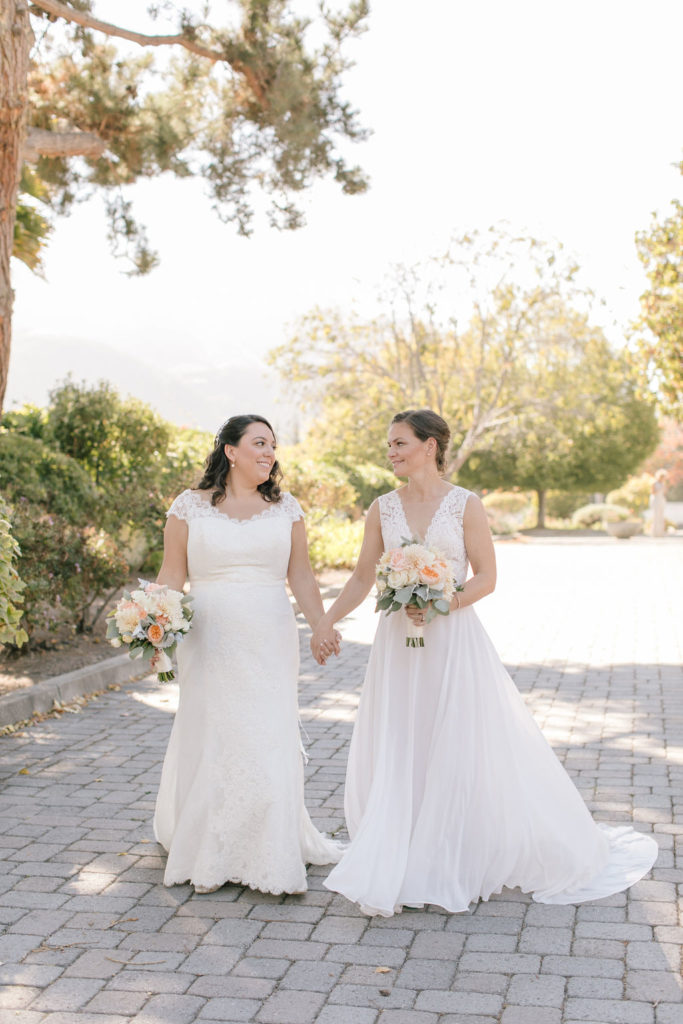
[154,489,342,893]
[324,487,658,916]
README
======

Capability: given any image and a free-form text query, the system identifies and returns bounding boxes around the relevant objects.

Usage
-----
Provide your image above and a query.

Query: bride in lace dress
[312,409,658,917]
[154,414,342,894]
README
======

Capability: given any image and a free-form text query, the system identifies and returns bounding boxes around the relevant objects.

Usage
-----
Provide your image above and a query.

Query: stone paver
[1,537,682,1023]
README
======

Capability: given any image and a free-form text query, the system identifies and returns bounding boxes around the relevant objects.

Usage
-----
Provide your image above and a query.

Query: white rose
[388,569,410,590]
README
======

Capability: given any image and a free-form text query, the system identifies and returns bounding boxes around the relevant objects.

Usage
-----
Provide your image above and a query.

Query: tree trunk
[0,1,33,415]
[536,489,546,529]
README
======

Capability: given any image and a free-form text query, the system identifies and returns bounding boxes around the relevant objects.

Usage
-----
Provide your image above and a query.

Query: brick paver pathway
[1,537,682,1024]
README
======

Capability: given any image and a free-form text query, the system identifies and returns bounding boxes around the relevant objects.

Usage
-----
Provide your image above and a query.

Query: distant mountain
[5,332,299,437]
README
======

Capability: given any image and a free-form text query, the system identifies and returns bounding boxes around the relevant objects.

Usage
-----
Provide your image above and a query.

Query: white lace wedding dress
[153,489,342,893]
[324,487,658,916]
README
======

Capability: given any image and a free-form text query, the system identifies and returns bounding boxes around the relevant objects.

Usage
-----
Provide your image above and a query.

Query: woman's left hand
[405,602,429,626]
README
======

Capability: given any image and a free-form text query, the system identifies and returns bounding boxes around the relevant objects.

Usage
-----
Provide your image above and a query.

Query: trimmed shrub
[481,491,532,515]
[0,432,97,524]
[10,502,129,639]
[0,498,28,649]
[545,491,593,520]
[572,503,632,527]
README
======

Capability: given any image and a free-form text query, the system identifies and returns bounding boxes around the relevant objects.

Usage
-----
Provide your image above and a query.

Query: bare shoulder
[463,491,485,515]
[366,498,382,523]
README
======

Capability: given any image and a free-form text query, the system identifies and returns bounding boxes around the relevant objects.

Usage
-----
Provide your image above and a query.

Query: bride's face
[226,422,277,484]
[387,422,435,477]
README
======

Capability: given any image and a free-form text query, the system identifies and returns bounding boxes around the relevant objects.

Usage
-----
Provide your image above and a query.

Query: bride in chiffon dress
[153,415,342,894]
[313,409,658,917]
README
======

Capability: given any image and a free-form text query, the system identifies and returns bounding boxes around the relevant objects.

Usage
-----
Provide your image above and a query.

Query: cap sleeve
[281,492,304,523]
[166,489,195,522]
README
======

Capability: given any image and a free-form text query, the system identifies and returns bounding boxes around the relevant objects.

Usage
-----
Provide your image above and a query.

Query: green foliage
[480,492,535,535]
[634,170,683,417]
[46,378,173,549]
[269,228,596,472]
[281,451,359,517]
[458,333,660,526]
[8,502,129,638]
[0,381,210,642]
[0,499,28,650]
[572,503,632,527]
[0,431,97,524]
[12,166,52,274]
[47,378,171,487]
[481,491,531,515]
[306,511,364,571]
[330,459,396,510]
[159,426,213,498]
[1,403,49,439]
[544,491,593,520]
[23,1,369,273]
[607,475,653,515]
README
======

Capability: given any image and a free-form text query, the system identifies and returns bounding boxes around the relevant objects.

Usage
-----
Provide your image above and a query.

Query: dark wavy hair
[391,409,451,474]
[196,414,283,506]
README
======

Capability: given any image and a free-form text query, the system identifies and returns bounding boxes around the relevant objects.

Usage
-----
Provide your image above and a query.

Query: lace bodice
[378,487,472,586]
[167,489,303,586]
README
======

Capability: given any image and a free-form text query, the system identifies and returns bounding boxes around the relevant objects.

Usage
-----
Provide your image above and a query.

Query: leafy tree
[633,158,683,418]
[270,227,594,474]
[0,0,370,411]
[457,333,660,528]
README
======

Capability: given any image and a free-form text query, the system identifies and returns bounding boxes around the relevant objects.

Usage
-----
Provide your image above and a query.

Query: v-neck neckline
[395,487,454,543]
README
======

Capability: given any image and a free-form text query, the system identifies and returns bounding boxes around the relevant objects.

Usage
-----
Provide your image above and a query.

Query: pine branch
[29,0,268,106]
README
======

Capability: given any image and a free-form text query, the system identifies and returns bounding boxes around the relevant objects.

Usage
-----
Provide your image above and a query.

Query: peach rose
[419,564,442,586]
[147,623,164,646]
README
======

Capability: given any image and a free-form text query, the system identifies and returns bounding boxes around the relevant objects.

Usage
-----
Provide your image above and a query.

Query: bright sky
[8,0,683,431]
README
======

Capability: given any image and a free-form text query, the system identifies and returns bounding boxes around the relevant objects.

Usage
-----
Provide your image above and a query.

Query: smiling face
[226,420,277,485]
[387,421,437,478]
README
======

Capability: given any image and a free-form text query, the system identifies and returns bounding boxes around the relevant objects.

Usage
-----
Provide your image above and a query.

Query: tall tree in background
[634,156,683,418]
[0,0,370,412]
[457,328,659,527]
[270,227,596,474]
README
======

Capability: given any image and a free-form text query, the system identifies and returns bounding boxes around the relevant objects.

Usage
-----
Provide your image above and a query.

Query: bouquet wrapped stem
[405,607,426,648]
[375,541,464,648]
[106,580,193,682]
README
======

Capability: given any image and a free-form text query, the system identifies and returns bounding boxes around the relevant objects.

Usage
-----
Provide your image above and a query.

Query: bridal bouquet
[375,542,462,647]
[106,581,193,681]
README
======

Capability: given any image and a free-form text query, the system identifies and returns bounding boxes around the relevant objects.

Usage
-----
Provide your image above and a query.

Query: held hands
[310,619,342,666]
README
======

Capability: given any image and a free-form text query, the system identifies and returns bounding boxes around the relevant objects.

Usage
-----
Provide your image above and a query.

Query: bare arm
[287,519,326,630]
[156,515,189,592]
[310,501,384,654]
[456,494,497,607]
